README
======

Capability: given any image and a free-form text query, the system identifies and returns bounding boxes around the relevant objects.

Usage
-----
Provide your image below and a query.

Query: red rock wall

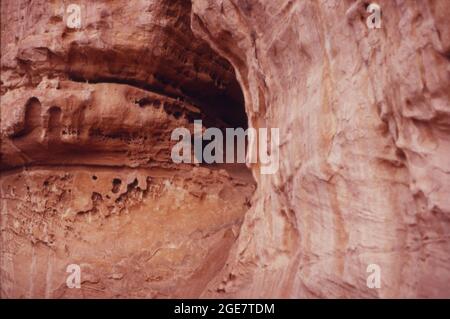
[192,0,450,298]
[1,0,255,298]
[1,0,449,298]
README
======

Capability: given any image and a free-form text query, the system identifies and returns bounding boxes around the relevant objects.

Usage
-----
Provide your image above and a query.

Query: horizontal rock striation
[1,0,254,298]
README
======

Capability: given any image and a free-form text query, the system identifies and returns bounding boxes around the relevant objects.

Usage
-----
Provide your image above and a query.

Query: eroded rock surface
[1,0,450,298]
[191,0,450,298]
[1,0,254,298]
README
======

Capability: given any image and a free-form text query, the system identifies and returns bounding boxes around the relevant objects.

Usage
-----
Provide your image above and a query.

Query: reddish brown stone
[1,0,449,298]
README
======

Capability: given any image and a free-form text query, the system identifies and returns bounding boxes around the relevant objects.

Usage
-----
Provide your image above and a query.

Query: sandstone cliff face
[1,0,450,298]
[1,0,255,298]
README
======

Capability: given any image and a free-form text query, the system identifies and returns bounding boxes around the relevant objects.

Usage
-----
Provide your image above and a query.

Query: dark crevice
[11,97,42,138]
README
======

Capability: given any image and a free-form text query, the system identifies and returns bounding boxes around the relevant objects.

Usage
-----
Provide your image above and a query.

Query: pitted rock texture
[1,0,450,298]
[1,0,254,298]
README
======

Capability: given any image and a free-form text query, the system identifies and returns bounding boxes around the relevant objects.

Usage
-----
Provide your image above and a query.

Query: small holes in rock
[173,111,182,119]
[112,178,122,193]
[92,175,98,180]
[91,192,102,201]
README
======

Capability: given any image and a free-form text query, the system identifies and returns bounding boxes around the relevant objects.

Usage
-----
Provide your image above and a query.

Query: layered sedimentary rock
[1,0,254,298]
[1,0,450,298]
